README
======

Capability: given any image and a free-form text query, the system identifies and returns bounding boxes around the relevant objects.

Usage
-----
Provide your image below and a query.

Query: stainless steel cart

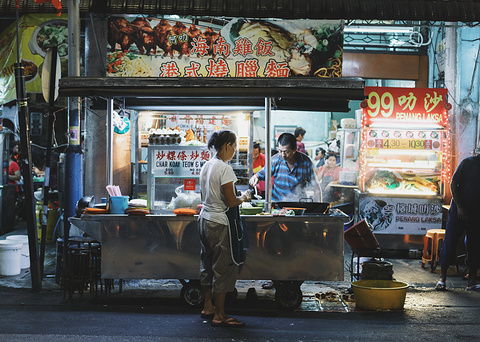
[70,211,347,310]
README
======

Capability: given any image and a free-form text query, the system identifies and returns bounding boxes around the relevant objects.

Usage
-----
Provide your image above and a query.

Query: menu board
[365,129,442,152]
[150,146,211,178]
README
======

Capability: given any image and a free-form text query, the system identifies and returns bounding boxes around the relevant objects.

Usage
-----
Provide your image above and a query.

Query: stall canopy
[3,0,480,22]
[59,77,366,112]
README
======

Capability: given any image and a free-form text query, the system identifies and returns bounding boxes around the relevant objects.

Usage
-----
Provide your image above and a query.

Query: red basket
[344,219,379,255]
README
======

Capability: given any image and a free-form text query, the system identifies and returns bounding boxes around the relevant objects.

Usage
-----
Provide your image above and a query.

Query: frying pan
[275,201,330,214]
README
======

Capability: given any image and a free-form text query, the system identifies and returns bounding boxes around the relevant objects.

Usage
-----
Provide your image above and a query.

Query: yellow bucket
[351,279,409,311]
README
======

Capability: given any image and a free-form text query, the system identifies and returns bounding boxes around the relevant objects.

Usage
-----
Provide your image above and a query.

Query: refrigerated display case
[355,87,451,250]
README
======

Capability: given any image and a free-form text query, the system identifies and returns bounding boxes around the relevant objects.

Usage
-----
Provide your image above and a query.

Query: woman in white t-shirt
[198,129,250,328]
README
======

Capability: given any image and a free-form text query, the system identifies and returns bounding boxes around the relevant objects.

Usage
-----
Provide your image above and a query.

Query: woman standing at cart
[198,129,251,327]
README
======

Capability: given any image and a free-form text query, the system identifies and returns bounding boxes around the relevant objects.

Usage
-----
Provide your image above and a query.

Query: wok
[275,201,330,214]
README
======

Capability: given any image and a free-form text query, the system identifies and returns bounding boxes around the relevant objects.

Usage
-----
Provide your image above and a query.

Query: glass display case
[361,128,443,196]
[355,87,450,247]
[132,111,253,207]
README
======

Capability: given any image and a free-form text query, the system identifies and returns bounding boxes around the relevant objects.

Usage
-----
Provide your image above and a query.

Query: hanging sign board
[106,17,343,78]
[362,87,449,127]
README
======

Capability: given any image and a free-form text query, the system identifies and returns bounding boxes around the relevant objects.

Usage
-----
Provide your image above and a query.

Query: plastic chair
[421,229,445,272]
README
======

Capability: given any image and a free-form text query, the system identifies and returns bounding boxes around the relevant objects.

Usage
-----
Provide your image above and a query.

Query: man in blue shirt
[249,133,320,202]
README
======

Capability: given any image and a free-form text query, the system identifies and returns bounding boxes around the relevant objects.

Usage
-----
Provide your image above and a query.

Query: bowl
[252,199,265,207]
[351,279,408,310]
[240,207,263,215]
[28,19,68,58]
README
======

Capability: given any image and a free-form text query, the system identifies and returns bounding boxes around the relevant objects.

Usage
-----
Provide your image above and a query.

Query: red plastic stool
[421,229,445,272]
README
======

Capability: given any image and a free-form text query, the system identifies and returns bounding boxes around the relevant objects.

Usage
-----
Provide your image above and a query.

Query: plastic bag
[169,185,202,209]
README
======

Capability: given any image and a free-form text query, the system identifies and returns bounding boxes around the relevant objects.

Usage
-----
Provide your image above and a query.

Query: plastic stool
[421,229,445,272]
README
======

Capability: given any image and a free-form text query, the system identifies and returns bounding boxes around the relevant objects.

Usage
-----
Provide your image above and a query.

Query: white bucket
[0,240,23,276]
[6,235,30,269]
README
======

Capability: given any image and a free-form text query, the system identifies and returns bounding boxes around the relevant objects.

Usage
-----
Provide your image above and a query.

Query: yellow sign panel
[0,14,68,105]
[382,139,426,149]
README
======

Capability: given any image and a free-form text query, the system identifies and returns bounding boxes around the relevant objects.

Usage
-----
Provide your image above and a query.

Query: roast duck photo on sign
[106,17,343,77]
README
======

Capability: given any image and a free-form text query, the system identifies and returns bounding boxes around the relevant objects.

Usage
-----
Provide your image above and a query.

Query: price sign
[381,139,427,150]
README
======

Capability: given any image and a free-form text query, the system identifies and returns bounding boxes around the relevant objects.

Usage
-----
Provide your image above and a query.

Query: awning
[3,0,480,22]
[59,77,365,112]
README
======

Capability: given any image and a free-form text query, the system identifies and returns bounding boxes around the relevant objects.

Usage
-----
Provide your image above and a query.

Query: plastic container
[6,235,29,269]
[344,219,379,256]
[0,240,23,276]
[109,196,129,214]
[351,279,409,310]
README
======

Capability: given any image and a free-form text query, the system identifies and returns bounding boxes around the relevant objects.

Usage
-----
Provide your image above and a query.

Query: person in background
[250,132,320,202]
[252,142,266,198]
[294,127,307,155]
[315,147,326,170]
[435,151,480,291]
[316,152,342,203]
[8,143,21,187]
[198,129,250,327]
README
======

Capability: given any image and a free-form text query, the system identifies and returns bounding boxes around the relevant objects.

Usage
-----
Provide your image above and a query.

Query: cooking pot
[275,201,330,214]
[75,196,95,217]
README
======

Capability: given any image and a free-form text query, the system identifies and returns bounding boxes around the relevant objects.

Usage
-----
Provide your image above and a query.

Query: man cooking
[249,133,320,202]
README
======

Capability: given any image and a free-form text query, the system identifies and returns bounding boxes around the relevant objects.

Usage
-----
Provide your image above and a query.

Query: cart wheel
[180,280,203,308]
[275,284,303,311]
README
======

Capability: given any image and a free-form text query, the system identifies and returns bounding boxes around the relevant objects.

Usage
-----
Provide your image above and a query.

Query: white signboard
[150,145,211,178]
[358,196,443,235]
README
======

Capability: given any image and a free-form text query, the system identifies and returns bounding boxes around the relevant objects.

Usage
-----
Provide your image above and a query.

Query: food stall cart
[355,87,451,250]
[60,16,365,309]
[70,211,347,309]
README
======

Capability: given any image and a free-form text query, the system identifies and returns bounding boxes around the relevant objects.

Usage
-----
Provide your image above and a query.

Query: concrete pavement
[1,220,480,341]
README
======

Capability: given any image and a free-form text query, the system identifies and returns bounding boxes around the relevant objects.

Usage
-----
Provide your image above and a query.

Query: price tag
[381,139,426,149]
[366,149,379,156]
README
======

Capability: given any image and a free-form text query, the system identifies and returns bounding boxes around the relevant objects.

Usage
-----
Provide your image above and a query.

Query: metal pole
[106,98,114,185]
[14,9,41,291]
[40,46,58,277]
[264,97,272,212]
[64,0,83,272]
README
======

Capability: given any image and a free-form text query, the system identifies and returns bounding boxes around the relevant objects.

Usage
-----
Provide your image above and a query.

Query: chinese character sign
[151,146,211,178]
[358,196,443,234]
[362,87,449,126]
[106,17,343,78]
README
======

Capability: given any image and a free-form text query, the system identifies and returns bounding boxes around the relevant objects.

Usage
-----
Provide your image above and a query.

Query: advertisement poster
[358,195,443,234]
[151,146,211,178]
[0,14,68,105]
[106,17,343,78]
[362,87,449,127]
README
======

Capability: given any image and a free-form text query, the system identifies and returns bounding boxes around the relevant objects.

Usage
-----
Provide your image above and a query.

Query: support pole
[40,46,58,277]
[264,97,272,212]
[63,0,82,273]
[14,9,41,291]
[106,98,114,186]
